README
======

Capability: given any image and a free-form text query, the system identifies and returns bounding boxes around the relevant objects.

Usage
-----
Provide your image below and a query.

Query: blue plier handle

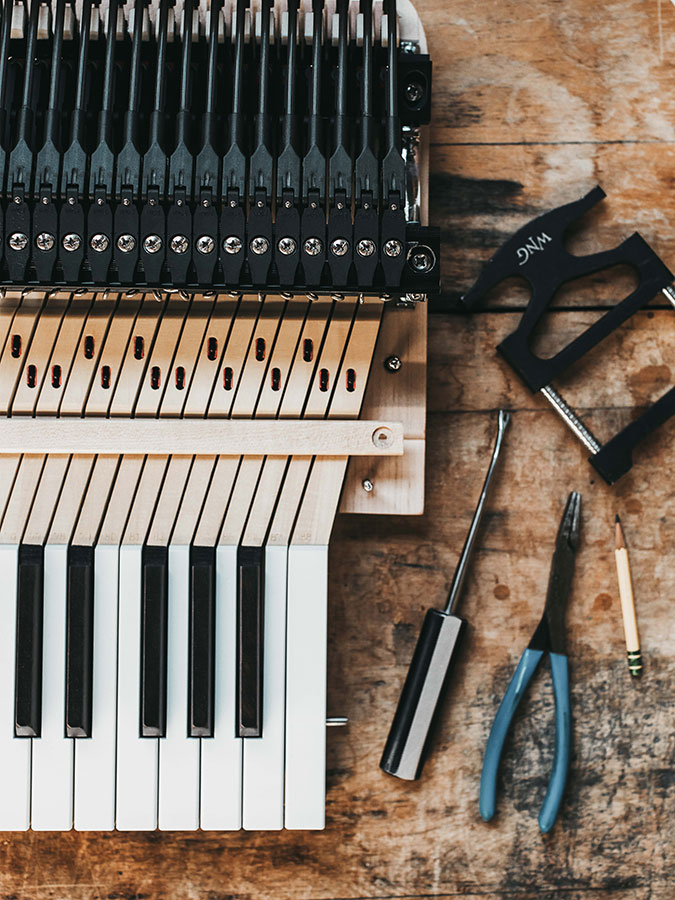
[479,491,580,834]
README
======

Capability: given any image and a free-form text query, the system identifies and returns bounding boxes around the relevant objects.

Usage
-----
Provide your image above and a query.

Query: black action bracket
[462,186,675,484]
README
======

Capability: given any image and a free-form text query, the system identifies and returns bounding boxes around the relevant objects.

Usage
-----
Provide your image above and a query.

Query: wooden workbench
[3,0,674,897]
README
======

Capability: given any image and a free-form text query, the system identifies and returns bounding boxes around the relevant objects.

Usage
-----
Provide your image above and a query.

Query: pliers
[479,490,580,833]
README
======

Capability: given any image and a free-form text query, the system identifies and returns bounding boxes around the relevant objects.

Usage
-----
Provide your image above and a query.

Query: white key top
[200,545,242,830]
[284,544,328,830]
[115,545,158,830]
[0,545,30,830]
[31,545,73,831]
[242,544,287,831]
[74,544,119,831]
[158,545,199,830]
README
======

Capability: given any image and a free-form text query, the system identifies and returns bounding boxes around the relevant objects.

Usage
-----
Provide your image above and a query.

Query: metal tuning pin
[380,411,510,781]
[462,187,675,484]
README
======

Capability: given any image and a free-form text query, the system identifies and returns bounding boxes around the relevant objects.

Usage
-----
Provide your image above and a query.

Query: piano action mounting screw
[250,236,269,255]
[90,233,110,253]
[143,234,163,254]
[196,235,215,255]
[384,239,402,258]
[8,233,28,251]
[223,236,243,255]
[362,478,374,492]
[385,355,402,372]
[405,81,424,104]
[170,235,189,255]
[35,232,55,252]
[304,237,323,256]
[372,427,394,449]
[277,237,297,256]
[117,234,136,253]
[357,239,376,257]
[407,244,436,273]
[331,238,350,257]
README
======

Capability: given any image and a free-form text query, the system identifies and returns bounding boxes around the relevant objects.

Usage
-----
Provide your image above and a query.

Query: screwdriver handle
[380,608,466,781]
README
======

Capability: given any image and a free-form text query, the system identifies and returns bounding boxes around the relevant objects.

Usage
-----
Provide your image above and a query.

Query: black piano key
[188,546,216,738]
[140,546,168,738]
[14,544,44,738]
[236,546,264,738]
[65,545,95,738]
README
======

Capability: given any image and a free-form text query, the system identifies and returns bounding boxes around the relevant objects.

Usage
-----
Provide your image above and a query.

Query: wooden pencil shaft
[615,547,640,652]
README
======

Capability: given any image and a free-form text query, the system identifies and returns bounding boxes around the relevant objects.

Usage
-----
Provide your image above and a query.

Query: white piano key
[31,545,73,831]
[284,544,328,830]
[242,544,287,831]
[0,545,30,830]
[73,544,119,831]
[115,545,158,830]
[158,545,200,831]
[199,545,242,830]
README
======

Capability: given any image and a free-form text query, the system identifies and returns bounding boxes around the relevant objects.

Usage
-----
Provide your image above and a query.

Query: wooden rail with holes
[0,419,404,456]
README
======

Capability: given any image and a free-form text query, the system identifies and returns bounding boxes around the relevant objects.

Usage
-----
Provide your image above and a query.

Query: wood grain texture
[2,0,675,897]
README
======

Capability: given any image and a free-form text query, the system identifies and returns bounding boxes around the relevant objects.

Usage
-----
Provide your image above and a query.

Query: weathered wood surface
[3,0,675,898]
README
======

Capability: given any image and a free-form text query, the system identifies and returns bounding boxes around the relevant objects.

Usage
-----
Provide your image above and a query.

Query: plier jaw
[479,492,580,834]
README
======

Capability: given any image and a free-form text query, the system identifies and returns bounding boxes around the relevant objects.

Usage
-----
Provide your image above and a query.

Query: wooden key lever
[462,186,675,484]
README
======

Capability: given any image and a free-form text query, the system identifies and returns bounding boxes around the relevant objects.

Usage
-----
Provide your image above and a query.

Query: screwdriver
[380,410,510,781]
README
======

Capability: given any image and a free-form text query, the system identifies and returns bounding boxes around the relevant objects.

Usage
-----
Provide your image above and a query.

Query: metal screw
[8,232,28,251]
[331,237,349,257]
[405,80,424,104]
[372,426,394,450]
[117,233,136,253]
[250,236,269,255]
[407,244,436,273]
[170,234,189,255]
[357,239,376,258]
[143,234,162,254]
[303,237,323,256]
[405,293,425,303]
[384,239,402,258]
[277,236,297,256]
[35,232,55,252]
[90,233,110,253]
[223,235,242,255]
[62,233,81,252]
[385,355,402,372]
[196,235,215,255]
[361,478,374,493]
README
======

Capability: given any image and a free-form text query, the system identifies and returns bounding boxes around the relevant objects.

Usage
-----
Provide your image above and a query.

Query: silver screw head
[62,232,81,252]
[277,236,297,256]
[385,355,402,372]
[196,235,215,255]
[170,234,189,255]
[330,237,349,257]
[35,232,55,252]
[405,80,424,104]
[90,233,110,253]
[117,233,136,253]
[357,239,376,258]
[143,234,162,254]
[303,237,323,257]
[407,244,436,273]
[250,236,269,256]
[223,235,242,255]
[8,232,28,252]
[361,478,374,493]
[384,239,403,258]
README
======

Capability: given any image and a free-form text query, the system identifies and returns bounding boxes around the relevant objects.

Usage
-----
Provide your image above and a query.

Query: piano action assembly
[0,0,438,832]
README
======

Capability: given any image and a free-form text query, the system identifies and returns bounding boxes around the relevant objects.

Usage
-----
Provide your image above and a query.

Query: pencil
[614,516,642,677]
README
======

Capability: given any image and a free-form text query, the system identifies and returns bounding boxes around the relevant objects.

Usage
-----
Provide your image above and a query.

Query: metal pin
[662,285,675,309]
[326,716,348,727]
[540,385,601,455]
